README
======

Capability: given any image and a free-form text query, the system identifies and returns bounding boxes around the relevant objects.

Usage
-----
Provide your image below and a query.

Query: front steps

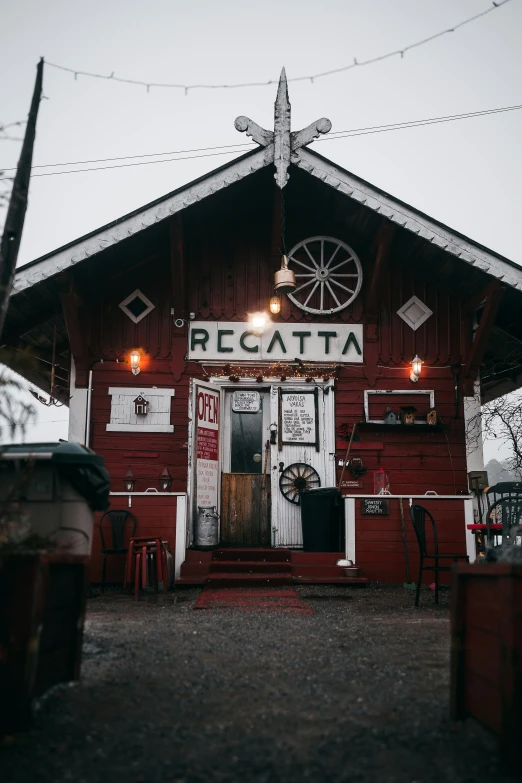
[177,548,369,587]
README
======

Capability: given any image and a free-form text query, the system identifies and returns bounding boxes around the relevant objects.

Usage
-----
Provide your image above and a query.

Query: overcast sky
[1,0,521,462]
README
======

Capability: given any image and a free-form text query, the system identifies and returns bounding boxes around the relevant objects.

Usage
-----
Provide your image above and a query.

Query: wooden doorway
[220,389,271,546]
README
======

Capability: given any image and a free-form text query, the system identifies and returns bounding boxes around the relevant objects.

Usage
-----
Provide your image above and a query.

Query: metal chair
[97,510,137,592]
[484,496,522,561]
[410,504,469,606]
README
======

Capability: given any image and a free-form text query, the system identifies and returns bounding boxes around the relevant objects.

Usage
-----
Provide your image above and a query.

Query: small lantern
[274,254,297,293]
[410,355,423,383]
[400,406,417,425]
[269,295,281,315]
[130,350,141,376]
[427,407,438,426]
[384,407,397,425]
[374,468,390,495]
[124,467,136,492]
[133,394,149,416]
[349,457,367,478]
[159,466,172,492]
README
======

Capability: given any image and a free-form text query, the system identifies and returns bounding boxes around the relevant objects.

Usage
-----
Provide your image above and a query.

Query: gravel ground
[1,584,515,783]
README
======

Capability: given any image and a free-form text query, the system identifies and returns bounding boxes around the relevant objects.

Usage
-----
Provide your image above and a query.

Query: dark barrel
[300,487,344,552]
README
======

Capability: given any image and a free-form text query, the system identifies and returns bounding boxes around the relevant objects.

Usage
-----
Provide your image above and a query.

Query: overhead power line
[45,1,512,94]
[1,102,520,180]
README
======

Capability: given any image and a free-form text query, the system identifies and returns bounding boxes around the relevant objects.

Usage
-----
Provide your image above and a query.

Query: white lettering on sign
[196,385,220,508]
[232,391,260,413]
[281,391,317,445]
[188,321,363,363]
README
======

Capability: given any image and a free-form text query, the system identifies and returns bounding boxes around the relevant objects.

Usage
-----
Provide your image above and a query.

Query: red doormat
[194,587,314,615]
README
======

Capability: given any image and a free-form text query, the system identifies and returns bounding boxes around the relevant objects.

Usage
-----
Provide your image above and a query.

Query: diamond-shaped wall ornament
[396,295,433,331]
[119,289,155,324]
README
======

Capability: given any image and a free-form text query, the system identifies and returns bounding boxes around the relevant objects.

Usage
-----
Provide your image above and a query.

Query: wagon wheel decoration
[279,463,321,505]
[286,236,363,315]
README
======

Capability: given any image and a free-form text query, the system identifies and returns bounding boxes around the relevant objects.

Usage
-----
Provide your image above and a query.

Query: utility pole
[0,57,44,340]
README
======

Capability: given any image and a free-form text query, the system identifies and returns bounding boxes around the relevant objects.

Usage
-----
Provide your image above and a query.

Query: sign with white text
[188,321,363,363]
[195,385,220,509]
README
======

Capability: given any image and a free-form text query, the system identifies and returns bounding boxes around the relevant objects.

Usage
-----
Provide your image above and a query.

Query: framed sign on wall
[279,388,319,450]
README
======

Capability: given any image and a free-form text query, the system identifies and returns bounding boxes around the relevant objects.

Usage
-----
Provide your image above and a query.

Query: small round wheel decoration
[286,236,363,314]
[279,463,321,505]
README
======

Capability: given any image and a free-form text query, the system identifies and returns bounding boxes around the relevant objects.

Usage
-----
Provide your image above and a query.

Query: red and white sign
[196,387,220,508]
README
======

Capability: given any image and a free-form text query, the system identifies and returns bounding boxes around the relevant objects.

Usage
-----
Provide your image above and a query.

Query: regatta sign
[188,322,363,363]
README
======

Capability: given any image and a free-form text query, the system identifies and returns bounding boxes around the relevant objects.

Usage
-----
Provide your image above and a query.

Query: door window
[230,399,264,474]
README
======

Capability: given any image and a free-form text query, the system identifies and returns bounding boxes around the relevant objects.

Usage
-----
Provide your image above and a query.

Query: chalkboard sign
[279,389,319,448]
[361,498,390,515]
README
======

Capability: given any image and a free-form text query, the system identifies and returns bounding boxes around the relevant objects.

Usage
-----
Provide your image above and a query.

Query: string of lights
[44,1,512,94]
[1,102,520,181]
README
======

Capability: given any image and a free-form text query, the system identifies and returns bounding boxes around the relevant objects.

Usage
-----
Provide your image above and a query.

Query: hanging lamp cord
[280,189,287,257]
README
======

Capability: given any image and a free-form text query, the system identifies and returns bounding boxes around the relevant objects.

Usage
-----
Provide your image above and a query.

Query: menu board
[232,391,260,413]
[280,390,318,446]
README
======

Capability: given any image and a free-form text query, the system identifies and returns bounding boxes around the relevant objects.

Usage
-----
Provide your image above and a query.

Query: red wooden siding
[77,172,472,584]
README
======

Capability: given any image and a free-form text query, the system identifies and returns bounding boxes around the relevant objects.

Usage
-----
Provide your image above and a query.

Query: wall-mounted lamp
[269,295,281,315]
[159,466,172,492]
[124,467,136,492]
[274,254,296,293]
[410,355,423,383]
[130,350,141,376]
[249,312,269,335]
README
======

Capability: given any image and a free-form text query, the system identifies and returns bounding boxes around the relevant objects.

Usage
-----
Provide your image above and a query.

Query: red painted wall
[79,171,472,584]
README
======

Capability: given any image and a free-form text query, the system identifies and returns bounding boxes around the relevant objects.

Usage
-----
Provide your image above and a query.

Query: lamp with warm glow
[410,355,423,383]
[269,295,281,315]
[129,350,141,376]
[250,312,269,335]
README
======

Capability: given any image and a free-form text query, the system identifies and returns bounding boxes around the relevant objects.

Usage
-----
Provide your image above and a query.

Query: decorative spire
[234,67,332,189]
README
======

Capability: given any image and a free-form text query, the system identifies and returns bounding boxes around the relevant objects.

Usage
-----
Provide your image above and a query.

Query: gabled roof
[13,143,522,296]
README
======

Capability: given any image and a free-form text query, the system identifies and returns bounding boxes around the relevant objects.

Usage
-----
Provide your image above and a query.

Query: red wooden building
[3,71,522,586]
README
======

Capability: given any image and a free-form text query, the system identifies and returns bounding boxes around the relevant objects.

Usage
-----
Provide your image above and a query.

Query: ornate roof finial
[234,67,332,189]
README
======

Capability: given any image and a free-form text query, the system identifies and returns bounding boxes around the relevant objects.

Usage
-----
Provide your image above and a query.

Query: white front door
[270,383,335,547]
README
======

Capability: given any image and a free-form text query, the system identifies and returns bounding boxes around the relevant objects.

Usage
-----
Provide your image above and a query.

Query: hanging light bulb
[269,294,281,314]
[274,255,296,294]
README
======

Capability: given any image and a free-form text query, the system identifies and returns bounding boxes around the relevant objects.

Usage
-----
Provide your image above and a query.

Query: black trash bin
[300,487,344,552]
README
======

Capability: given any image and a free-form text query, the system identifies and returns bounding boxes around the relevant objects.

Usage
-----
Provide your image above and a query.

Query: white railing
[343,494,475,564]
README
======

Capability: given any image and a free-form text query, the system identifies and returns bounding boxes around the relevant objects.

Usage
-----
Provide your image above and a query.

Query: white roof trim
[13,147,272,296]
[295,149,522,292]
[12,143,522,296]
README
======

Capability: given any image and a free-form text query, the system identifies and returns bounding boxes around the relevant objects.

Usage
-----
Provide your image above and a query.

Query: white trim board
[12,146,522,297]
[106,424,174,432]
[364,389,435,423]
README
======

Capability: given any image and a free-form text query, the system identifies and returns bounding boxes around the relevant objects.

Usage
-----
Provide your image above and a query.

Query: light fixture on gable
[249,312,269,335]
[274,255,296,294]
[269,294,281,314]
[410,355,423,383]
[129,351,141,375]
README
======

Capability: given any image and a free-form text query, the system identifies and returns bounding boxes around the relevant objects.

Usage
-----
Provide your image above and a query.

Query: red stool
[124,537,169,598]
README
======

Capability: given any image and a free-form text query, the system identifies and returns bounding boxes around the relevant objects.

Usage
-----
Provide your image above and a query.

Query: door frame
[206,376,336,548]
[222,387,271,474]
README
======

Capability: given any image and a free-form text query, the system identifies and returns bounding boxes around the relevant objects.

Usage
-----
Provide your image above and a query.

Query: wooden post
[0,58,44,340]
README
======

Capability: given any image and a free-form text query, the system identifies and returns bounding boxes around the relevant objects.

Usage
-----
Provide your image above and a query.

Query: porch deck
[177,548,369,587]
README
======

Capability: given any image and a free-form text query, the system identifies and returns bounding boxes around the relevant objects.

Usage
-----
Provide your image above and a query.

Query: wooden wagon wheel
[286,236,363,315]
[279,463,321,505]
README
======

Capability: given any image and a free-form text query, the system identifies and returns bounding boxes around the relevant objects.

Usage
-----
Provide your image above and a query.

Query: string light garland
[2,102,521,181]
[200,360,345,382]
[44,2,512,94]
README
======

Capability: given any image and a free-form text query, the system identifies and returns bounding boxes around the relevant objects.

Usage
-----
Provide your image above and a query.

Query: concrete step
[293,576,369,585]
